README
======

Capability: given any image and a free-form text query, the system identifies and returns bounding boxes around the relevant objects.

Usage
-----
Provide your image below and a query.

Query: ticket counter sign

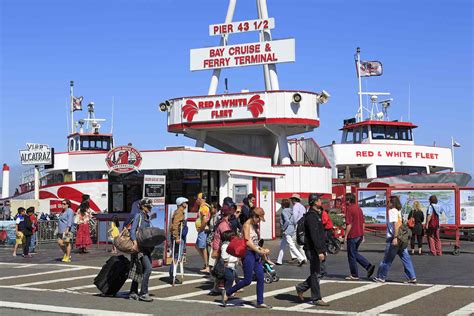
[143,175,166,206]
[190,38,295,71]
[19,143,52,165]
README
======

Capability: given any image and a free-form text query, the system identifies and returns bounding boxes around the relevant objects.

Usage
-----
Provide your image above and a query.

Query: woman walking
[57,199,75,262]
[75,202,93,253]
[222,207,272,309]
[408,201,425,255]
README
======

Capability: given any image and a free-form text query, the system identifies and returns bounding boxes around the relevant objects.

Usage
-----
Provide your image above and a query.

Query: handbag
[113,227,137,254]
[428,205,439,230]
[407,212,415,229]
[137,227,166,248]
[226,236,247,258]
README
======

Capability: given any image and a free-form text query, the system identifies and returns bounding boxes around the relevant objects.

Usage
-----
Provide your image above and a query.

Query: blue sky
[1,0,473,190]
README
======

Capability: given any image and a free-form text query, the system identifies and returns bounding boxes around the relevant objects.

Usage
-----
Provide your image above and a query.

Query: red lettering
[356,151,362,157]
[213,26,219,35]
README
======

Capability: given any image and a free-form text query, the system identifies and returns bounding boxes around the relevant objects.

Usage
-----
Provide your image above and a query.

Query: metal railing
[37,220,59,245]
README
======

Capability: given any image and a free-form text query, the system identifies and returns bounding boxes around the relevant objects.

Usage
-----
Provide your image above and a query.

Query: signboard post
[19,143,53,200]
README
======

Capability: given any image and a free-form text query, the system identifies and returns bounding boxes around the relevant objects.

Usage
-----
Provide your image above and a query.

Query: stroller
[258,239,280,284]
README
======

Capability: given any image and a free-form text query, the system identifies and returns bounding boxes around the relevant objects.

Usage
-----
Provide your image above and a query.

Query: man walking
[295,194,329,306]
[291,194,308,263]
[169,197,188,284]
[426,195,443,256]
[276,199,305,265]
[344,193,375,280]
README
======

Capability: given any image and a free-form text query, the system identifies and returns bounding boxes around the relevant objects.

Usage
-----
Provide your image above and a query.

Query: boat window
[343,129,354,143]
[361,126,369,140]
[371,125,385,139]
[385,126,398,139]
[399,127,413,141]
[81,139,89,149]
[376,165,427,177]
[354,127,362,143]
[76,172,106,181]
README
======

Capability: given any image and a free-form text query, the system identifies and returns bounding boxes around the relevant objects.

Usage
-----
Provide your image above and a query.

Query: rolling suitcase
[94,255,130,296]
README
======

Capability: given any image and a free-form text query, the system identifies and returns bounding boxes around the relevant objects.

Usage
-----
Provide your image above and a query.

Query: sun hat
[290,193,301,201]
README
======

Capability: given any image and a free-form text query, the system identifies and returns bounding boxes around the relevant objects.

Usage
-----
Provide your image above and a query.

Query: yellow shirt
[109,222,120,238]
[195,203,210,230]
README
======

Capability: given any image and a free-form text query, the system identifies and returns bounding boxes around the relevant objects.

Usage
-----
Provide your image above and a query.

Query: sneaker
[313,299,330,306]
[139,294,153,302]
[367,264,375,279]
[129,293,139,301]
[345,275,360,281]
[298,260,306,267]
[256,303,272,309]
[275,262,283,266]
[22,254,33,258]
[295,286,305,302]
[373,277,385,283]
[62,256,71,263]
[173,278,182,285]
[404,278,417,284]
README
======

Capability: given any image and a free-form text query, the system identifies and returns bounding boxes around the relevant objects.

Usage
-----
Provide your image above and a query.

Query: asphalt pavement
[0,234,473,315]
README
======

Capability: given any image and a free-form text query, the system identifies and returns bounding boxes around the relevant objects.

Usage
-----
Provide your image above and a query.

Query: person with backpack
[277,199,305,265]
[291,194,308,263]
[408,201,425,255]
[295,193,329,306]
[222,207,272,309]
[344,193,375,281]
[374,195,416,284]
[425,195,443,256]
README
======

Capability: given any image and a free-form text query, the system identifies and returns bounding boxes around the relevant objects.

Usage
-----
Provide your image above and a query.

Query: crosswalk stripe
[294,282,384,310]
[15,274,99,287]
[148,277,210,291]
[240,284,315,302]
[0,267,87,281]
[67,273,167,291]
[13,264,38,269]
[0,301,152,316]
[362,284,448,314]
[448,302,474,316]
[163,289,210,300]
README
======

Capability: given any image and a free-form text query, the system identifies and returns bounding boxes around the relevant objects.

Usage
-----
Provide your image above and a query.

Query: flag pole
[451,136,456,172]
[356,47,363,122]
[70,80,74,134]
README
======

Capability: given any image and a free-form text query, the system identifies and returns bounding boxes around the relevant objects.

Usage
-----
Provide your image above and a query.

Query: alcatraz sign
[19,143,52,165]
[190,38,295,71]
[182,94,265,123]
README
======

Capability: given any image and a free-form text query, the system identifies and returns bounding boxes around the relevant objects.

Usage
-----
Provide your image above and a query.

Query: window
[385,126,398,140]
[399,127,413,141]
[234,185,248,204]
[343,129,354,143]
[371,126,386,139]
[361,126,369,140]
[376,165,427,177]
[76,172,106,181]
[354,127,362,143]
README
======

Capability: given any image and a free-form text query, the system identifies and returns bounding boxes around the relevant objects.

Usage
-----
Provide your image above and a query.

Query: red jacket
[321,210,334,230]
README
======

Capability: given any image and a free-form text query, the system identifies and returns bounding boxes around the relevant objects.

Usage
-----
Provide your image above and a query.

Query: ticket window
[108,174,143,213]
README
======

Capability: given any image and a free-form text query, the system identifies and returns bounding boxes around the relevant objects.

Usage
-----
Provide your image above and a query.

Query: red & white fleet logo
[105,146,142,173]
[182,94,265,123]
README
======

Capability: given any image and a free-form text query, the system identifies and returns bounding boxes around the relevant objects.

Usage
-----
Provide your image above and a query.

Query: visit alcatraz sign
[19,143,52,165]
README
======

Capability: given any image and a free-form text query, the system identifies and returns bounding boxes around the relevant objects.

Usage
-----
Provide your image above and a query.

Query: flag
[452,139,461,147]
[72,96,83,111]
[357,61,383,77]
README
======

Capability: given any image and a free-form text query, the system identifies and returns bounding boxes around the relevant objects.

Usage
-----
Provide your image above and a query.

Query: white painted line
[241,285,308,301]
[67,273,167,291]
[0,301,152,316]
[448,302,474,315]
[294,282,385,310]
[0,266,87,281]
[13,263,38,269]
[148,277,209,291]
[362,285,448,314]
[164,289,210,300]
[272,306,358,314]
[15,274,98,287]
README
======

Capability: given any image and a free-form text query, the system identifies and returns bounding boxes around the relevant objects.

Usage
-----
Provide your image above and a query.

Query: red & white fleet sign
[190,39,295,71]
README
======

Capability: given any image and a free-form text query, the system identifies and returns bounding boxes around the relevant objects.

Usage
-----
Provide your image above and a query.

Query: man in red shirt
[344,193,374,280]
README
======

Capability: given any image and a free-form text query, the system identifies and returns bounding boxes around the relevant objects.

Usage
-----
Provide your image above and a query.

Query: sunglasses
[61,203,67,205]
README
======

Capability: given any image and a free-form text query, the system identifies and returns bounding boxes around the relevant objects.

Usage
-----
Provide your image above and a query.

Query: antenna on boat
[111,96,115,134]
[355,47,363,122]
[408,83,411,121]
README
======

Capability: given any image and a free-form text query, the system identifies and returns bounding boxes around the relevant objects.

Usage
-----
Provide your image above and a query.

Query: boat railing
[288,138,332,168]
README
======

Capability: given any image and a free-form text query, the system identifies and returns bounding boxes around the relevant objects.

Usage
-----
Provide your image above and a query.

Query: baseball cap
[176,197,189,206]
[220,205,234,216]
[253,207,266,222]
[197,192,207,200]
[139,198,153,208]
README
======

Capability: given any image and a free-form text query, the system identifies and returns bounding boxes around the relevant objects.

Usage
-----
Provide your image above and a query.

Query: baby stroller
[258,239,280,284]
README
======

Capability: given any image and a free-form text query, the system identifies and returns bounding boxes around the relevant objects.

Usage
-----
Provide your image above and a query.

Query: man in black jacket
[295,193,329,306]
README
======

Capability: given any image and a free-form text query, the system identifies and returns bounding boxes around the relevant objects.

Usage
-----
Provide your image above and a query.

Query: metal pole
[451,137,456,172]
[356,48,363,122]
[34,166,40,200]
[70,81,74,133]
[208,0,237,95]
[258,0,279,90]
[257,0,271,90]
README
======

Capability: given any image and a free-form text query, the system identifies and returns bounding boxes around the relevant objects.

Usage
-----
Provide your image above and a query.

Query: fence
[37,220,59,245]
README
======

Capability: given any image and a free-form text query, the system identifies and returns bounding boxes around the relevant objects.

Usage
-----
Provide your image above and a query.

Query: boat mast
[70,80,75,133]
[356,47,363,122]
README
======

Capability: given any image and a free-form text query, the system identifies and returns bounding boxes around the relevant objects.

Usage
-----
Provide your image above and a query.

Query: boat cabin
[341,119,416,145]
[67,133,114,152]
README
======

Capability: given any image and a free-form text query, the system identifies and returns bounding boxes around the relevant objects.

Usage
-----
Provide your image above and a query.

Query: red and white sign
[105,146,142,173]
[190,38,295,71]
[355,150,440,160]
[209,18,275,36]
[182,94,265,123]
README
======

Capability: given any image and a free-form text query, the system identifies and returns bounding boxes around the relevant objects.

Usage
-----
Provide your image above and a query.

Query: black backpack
[397,220,412,250]
[296,214,306,246]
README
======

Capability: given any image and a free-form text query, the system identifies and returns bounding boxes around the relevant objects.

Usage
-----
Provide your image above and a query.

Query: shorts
[16,232,24,245]
[196,231,207,249]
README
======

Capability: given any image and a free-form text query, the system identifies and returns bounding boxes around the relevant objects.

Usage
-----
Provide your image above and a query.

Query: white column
[195,130,207,148]
[2,164,10,198]
[34,166,40,200]
[208,0,237,95]
[451,137,456,172]
[273,141,280,165]
[258,0,279,90]
[277,133,291,164]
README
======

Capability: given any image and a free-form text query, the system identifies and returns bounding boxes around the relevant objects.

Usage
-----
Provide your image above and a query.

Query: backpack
[428,205,439,230]
[295,214,306,246]
[397,220,412,250]
[226,236,247,258]
[211,258,225,280]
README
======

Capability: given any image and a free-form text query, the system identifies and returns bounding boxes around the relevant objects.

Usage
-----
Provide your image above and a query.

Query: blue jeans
[377,240,416,280]
[131,253,152,295]
[226,250,264,305]
[29,232,37,253]
[347,237,371,277]
[224,267,236,291]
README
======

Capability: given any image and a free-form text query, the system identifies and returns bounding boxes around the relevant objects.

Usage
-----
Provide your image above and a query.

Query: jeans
[131,252,152,295]
[296,250,322,301]
[347,237,371,277]
[23,234,32,256]
[427,228,442,256]
[277,234,305,264]
[376,240,416,281]
[29,232,37,253]
[227,250,264,305]
[224,267,236,291]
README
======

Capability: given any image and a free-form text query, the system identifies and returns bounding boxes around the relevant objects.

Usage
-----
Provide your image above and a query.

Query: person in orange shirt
[195,193,211,273]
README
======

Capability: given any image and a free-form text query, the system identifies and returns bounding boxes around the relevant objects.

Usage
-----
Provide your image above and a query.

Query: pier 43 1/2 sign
[19,143,52,165]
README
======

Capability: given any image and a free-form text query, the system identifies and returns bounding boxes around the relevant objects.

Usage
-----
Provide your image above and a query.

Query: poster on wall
[391,189,455,225]
[0,221,16,246]
[358,190,387,224]
[460,190,474,225]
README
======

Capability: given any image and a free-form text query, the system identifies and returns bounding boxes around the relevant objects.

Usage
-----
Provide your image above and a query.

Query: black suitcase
[94,255,130,296]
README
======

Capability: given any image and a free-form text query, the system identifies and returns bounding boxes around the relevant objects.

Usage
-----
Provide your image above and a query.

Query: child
[13,208,26,257]
[108,216,120,253]
[220,230,239,293]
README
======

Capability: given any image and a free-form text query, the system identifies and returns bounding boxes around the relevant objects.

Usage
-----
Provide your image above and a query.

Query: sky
[0,0,473,192]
